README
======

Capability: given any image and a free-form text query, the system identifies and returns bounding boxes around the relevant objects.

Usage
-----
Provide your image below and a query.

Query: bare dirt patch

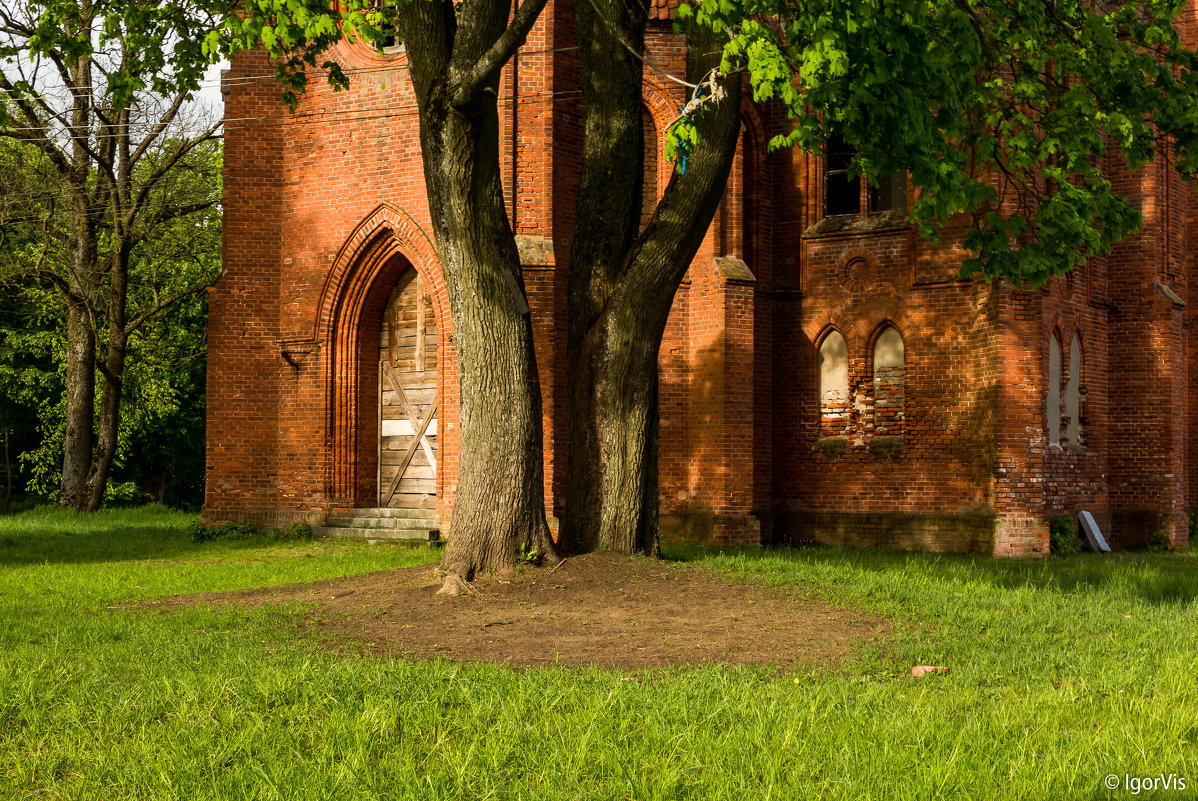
[164,551,888,670]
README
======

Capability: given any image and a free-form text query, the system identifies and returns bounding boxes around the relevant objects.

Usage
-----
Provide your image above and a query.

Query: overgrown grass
[1,507,1195,799]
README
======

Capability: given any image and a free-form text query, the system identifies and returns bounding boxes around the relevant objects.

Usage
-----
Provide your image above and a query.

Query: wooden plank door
[378,269,438,509]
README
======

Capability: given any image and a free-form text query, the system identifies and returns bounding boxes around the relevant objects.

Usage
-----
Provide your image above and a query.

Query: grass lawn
[1,506,1195,799]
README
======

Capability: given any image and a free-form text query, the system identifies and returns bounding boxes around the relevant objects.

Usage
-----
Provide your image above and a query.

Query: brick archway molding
[314,203,452,503]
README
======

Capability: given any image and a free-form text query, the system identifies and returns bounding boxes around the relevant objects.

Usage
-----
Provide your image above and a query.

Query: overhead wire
[0,81,591,134]
[0,41,697,135]
[0,43,586,102]
[1,34,699,221]
[0,82,605,219]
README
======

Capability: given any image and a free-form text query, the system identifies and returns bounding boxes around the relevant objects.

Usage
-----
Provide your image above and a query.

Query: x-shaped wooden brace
[381,361,438,504]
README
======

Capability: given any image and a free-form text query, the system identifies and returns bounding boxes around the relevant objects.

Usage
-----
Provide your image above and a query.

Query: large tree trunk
[564,15,743,553]
[400,0,559,592]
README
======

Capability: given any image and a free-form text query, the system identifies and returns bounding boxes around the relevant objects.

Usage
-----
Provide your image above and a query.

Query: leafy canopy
[1,0,234,115]
[207,0,385,108]
[677,0,1198,285]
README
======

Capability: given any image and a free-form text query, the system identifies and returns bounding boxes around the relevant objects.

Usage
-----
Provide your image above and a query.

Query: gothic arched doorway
[378,267,438,509]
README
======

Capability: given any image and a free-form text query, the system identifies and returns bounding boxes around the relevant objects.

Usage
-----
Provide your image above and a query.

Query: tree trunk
[142,465,168,505]
[400,0,559,591]
[564,17,743,553]
[82,240,134,512]
[58,268,96,510]
[82,332,127,512]
[57,46,100,512]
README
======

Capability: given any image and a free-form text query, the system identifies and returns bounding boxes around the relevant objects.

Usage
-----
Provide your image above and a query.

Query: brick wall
[205,49,284,522]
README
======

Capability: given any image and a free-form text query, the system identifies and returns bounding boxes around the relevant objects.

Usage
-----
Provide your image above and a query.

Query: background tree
[0,135,219,512]
[1,1,227,511]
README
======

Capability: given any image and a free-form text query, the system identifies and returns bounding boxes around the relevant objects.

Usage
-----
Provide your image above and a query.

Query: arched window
[873,326,905,435]
[1047,334,1062,446]
[818,331,850,436]
[1066,334,1082,446]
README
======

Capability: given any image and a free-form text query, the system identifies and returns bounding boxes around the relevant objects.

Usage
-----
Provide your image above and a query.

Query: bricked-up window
[1047,334,1062,446]
[818,331,850,436]
[873,326,905,435]
[1066,334,1082,445]
[824,134,860,216]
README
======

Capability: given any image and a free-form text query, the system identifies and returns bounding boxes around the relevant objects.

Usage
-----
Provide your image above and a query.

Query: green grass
[1,507,1195,799]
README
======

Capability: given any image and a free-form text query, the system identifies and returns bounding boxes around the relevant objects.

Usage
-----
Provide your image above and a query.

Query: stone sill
[814,434,905,462]
[802,211,910,239]
[1046,443,1087,457]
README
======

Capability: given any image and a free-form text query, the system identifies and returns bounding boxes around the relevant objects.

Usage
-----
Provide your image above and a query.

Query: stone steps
[337,507,438,519]
[327,516,436,530]
[312,525,439,543]
[316,506,441,543]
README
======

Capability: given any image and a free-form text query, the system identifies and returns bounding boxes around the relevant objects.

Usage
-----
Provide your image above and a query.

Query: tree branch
[0,70,72,175]
[448,0,549,107]
[124,272,221,336]
[128,92,189,168]
[128,125,220,223]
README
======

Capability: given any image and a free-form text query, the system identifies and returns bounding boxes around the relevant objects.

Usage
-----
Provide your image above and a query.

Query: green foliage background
[0,139,220,510]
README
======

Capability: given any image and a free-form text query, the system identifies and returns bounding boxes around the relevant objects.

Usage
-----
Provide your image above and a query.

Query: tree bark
[82,224,134,512]
[55,43,100,511]
[82,331,127,512]
[564,16,743,553]
[57,216,98,510]
[398,0,559,591]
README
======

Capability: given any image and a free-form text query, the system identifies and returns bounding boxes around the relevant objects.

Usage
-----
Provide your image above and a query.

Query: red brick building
[206,8,1196,556]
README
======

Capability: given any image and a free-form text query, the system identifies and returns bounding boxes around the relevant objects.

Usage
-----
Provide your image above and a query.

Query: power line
[0,44,587,99]
[0,85,602,216]
[0,85,591,134]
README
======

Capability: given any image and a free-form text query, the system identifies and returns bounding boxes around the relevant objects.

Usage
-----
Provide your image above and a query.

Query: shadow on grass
[0,505,279,566]
[664,541,1198,606]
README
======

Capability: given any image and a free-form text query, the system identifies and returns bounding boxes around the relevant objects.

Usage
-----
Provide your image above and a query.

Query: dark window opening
[380,32,402,52]
[374,0,402,53]
[824,133,860,216]
[868,173,907,213]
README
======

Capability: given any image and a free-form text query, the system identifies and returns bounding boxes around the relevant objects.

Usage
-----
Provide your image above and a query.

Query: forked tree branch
[448,0,549,107]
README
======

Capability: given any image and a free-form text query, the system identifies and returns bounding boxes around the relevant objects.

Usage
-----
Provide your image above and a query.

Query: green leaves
[676,0,1198,286]
[14,0,237,111]
[216,0,393,108]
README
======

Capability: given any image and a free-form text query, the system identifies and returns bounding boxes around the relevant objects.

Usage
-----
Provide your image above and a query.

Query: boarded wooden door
[378,269,438,509]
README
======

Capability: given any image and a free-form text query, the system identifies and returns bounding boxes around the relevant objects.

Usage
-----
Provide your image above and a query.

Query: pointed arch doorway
[378,268,438,509]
